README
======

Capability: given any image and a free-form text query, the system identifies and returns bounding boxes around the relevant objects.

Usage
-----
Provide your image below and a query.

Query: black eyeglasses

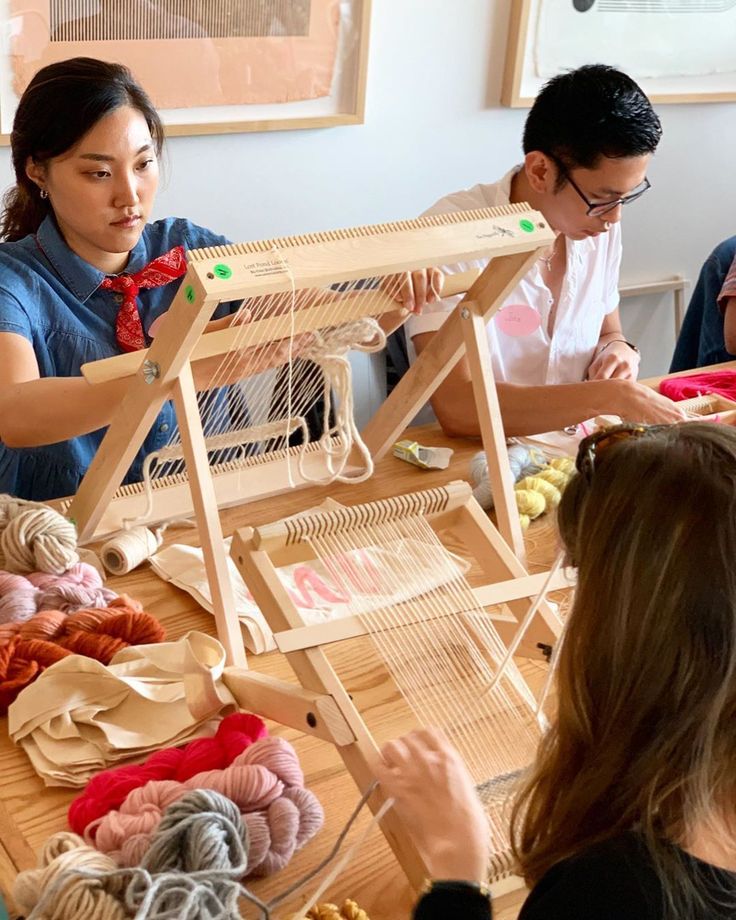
[576,423,671,482]
[550,155,652,218]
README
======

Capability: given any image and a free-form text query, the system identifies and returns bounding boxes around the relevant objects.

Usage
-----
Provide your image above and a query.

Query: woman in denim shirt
[0,57,296,501]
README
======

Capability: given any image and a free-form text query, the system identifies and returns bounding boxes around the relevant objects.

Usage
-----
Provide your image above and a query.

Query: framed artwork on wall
[0,0,371,140]
[502,0,736,107]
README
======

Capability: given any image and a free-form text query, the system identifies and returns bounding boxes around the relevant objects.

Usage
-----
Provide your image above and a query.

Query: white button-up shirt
[405,167,622,385]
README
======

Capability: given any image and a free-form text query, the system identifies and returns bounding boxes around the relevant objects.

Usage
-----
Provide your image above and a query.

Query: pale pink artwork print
[9,0,341,110]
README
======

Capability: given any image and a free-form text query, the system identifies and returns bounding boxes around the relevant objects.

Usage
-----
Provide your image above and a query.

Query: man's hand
[615,379,687,424]
[587,340,640,381]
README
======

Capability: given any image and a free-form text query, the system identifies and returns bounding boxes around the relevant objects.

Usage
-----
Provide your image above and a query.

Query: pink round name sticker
[494,304,541,337]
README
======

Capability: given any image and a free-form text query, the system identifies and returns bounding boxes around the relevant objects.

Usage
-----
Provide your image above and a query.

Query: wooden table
[0,424,554,919]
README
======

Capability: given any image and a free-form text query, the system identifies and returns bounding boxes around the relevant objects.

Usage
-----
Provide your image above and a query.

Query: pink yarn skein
[0,562,117,625]
[0,571,40,625]
[91,735,324,876]
[29,563,117,613]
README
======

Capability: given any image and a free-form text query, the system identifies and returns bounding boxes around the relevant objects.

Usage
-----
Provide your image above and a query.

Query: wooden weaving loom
[59,205,587,893]
[63,203,564,665]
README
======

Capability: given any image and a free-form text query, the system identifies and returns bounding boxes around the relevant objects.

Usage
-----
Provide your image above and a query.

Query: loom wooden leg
[173,363,247,668]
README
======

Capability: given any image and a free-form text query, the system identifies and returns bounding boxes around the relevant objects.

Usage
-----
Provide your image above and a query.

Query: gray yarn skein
[26,789,267,920]
[128,789,254,919]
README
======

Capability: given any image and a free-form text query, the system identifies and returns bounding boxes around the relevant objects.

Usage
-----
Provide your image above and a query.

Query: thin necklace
[538,235,560,271]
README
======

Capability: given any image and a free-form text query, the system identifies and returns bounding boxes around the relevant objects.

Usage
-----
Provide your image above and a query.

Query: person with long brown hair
[377,421,736,918]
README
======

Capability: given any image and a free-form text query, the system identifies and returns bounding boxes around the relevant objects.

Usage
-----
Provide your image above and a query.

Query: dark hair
[0,57,164,242]
[522,64,662,181]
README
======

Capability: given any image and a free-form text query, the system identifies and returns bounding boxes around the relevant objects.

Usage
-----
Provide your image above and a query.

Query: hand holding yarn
[376,728,490,884]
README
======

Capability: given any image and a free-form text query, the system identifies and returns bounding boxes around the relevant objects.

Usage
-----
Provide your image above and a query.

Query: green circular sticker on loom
[519,219,535,233]
[213,263,233,280]
[184,284,195,303]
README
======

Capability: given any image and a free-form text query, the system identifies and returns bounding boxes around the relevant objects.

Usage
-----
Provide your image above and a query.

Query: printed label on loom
[495,304,541,337]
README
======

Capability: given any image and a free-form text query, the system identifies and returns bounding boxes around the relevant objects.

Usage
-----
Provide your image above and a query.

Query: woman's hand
[375,729,490,883]
[387,268,445,315]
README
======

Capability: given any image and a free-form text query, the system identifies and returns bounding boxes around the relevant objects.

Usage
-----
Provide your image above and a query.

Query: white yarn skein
[101,527,162,576]
[0,494,79,574]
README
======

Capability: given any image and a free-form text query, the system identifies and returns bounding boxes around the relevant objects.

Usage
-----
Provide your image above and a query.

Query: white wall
[2,0,735,414]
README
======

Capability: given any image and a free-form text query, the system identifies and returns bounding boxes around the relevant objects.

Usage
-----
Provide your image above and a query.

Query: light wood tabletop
[0,423,560,919]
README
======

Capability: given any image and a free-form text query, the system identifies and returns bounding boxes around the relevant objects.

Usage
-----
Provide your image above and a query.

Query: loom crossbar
[252,480,471,551]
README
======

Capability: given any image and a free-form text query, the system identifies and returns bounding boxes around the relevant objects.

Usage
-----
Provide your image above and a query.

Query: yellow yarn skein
[549,457,575,476]
[513,457,575,529]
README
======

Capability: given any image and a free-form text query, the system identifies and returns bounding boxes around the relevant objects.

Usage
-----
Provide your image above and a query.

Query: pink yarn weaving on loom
[90,734,324,876]
[68,712,268,834]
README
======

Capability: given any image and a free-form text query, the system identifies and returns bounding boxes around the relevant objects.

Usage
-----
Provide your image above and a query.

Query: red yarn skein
[67,712,267,835]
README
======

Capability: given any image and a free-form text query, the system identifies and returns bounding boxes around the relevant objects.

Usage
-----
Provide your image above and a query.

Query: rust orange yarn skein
[0,595,165,713]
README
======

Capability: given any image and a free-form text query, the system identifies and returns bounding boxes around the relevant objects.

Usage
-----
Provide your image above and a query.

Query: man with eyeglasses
[401,64,683,437]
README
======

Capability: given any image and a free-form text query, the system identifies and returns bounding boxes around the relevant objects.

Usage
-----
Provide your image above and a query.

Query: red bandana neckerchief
[100,245,187,352]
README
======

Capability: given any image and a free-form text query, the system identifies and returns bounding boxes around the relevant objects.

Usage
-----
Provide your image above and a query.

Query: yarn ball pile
[89,734,325,877]
[14,790,259,919]
[470,447,575,528]
[0,596,165,714]
[68,712,268,835]
[0,494,78,575]
[294,901,370,920]
[0,562,117,626]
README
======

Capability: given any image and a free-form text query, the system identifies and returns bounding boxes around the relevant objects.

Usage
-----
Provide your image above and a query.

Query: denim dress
[0,215,233,500]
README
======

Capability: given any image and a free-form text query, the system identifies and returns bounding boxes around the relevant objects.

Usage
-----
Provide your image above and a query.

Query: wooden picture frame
[502,0,736,107]
[0,0,371,142]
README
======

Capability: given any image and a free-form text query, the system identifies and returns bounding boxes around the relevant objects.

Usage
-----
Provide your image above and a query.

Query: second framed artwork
[502,0,736,106]
[0,0,371,140]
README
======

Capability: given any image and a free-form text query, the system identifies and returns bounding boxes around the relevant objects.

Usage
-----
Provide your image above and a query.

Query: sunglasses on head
[576,423,673,482]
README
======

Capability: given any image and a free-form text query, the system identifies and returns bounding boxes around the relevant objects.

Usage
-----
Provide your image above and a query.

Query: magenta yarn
[90,736,324,876]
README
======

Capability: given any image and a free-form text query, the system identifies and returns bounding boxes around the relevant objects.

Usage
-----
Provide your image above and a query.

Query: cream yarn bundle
[0,495,78,575]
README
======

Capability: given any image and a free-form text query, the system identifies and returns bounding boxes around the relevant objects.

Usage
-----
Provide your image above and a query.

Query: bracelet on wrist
[421,878,492,900]
[596,338,640,358]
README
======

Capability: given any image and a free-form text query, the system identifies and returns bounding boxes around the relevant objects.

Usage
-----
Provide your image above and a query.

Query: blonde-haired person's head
[512,421,736,918]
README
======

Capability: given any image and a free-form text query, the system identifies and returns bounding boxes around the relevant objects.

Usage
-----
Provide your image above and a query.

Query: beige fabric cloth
[8,632,236,787]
